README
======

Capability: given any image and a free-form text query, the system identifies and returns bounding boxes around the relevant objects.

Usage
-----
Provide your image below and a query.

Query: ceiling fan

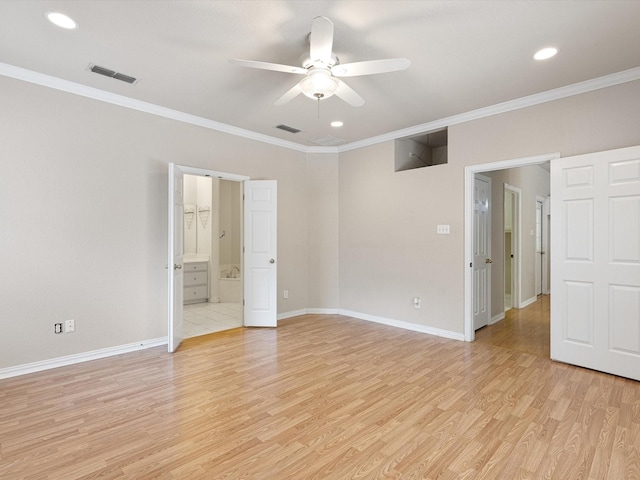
[230,16,410,107]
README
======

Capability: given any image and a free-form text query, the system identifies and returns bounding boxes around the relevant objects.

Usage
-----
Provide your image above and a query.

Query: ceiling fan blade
[334,80,364,107]
[230,58,307,75]
[274,82,303,106]
[332,58,411,77]
[309,16,334,64]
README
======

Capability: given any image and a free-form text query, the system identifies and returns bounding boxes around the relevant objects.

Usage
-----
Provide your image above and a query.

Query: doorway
[464,153,558,342]
[182,174,243,338]
[168,164,278,352]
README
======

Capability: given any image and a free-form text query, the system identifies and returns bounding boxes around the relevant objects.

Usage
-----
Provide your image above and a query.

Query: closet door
[551,145,640,380]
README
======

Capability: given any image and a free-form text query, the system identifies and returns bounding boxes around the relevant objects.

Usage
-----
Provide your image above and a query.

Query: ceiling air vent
[275,124,301,134]
[311,136,345,147]
[88,64,138,84]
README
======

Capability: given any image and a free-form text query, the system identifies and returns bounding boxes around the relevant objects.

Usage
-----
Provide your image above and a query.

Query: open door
[551,145,640,380]
[168,163,184,352]
[473,174,492,330]
[243,180,277,327]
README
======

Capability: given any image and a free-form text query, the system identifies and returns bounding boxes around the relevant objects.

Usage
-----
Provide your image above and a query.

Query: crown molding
[336,66,640,153]
[2,62,639,155]
[0,62,309,153]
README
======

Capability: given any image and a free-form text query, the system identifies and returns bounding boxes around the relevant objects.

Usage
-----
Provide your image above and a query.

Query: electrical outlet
[413,297,421,309]
[437,224,450,234]
[64,319,75,333]
[283,290,289,299]
[54,323,63,334]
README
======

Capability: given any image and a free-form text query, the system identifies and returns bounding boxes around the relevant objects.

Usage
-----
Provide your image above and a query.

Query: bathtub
[219,277,241,303]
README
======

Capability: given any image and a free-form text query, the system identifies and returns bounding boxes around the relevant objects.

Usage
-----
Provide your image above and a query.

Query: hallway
[475,294,550,357]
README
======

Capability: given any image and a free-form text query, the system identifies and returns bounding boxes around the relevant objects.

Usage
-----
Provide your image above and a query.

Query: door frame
[464,152,559,341]
[168,164,249,350]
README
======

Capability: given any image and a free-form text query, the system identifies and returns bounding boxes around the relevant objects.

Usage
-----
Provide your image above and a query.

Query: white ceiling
[2,1,640,150]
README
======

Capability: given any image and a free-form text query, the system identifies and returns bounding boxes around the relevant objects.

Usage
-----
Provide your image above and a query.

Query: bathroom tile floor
[183,302,242,338]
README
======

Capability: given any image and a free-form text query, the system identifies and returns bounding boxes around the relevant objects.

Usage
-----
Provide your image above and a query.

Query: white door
[168,163,184,352]
[243,180,277,327]
[535,199,544,296]
[473,174,492,330]
[551,145,640,381]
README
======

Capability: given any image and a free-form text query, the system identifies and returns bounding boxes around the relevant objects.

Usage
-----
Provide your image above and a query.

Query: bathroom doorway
[182,174,243,338]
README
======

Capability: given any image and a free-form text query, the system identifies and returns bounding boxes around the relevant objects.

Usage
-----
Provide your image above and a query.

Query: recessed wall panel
[563,166,593,188]
[250,268,271,310]
[250,211,271,253]
[609,158,640,185]
[564,281,593,345]
[609,196,640,264]
[609,285,640,355]
[250,186,272,202]
[563,200,593,262]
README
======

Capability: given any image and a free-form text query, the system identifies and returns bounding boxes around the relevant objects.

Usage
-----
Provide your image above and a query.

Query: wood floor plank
[1,297,639,479]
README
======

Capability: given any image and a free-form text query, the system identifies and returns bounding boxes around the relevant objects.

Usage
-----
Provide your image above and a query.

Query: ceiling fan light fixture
[300,68,339,100]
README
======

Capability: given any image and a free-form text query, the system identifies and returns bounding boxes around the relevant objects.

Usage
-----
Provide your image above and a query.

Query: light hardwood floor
[475,294,551,358]
[1,301,639,479]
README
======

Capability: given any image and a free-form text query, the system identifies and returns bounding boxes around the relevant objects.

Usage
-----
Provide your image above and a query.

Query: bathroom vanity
[183,255,209,304]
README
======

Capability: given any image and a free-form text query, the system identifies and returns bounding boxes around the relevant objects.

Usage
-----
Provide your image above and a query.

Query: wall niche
[394,128,448,172]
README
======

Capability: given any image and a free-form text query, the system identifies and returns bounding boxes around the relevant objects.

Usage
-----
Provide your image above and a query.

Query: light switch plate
[437,224,451,234]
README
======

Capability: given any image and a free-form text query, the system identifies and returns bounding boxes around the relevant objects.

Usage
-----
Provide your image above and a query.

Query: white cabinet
[183,261,209,304]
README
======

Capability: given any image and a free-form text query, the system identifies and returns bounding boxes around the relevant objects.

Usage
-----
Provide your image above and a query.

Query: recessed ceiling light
[45,11,78,30]
[533,47,558,61]
[330,121,344,127]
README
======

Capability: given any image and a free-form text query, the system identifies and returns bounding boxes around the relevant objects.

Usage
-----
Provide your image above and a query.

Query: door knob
[485,258,493,264]
[174,264,182,270]
[269,258,275,264]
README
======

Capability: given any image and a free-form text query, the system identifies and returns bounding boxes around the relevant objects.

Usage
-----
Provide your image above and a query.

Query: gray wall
[338,80,640,335]
[1,73,640,371]
[0,76,318,369]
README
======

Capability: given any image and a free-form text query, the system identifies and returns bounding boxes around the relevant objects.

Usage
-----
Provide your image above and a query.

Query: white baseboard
[2,308,464,379]
[279,308,463,341]
[0,337,167,380]
[338,309,465,341]
[277,309,309,321]
[520,296,538,308]
[306,308,339,315]
[490,312,505,325]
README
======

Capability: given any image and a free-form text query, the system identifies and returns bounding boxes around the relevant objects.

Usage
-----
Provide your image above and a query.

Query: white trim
[277,309,310,321]
[280,308,464,340]
[2,61,639,154]
[337,67,640,153]
[3,306,466,378]
[339,309,465,341]
[277,308,340,321]
[520,296,539,309]
[490,312,505,325]
[306,308,340,315]
[0,63,309,153]
[0,337,167,380]
[179,166,249,182]
[464,153,561,342]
